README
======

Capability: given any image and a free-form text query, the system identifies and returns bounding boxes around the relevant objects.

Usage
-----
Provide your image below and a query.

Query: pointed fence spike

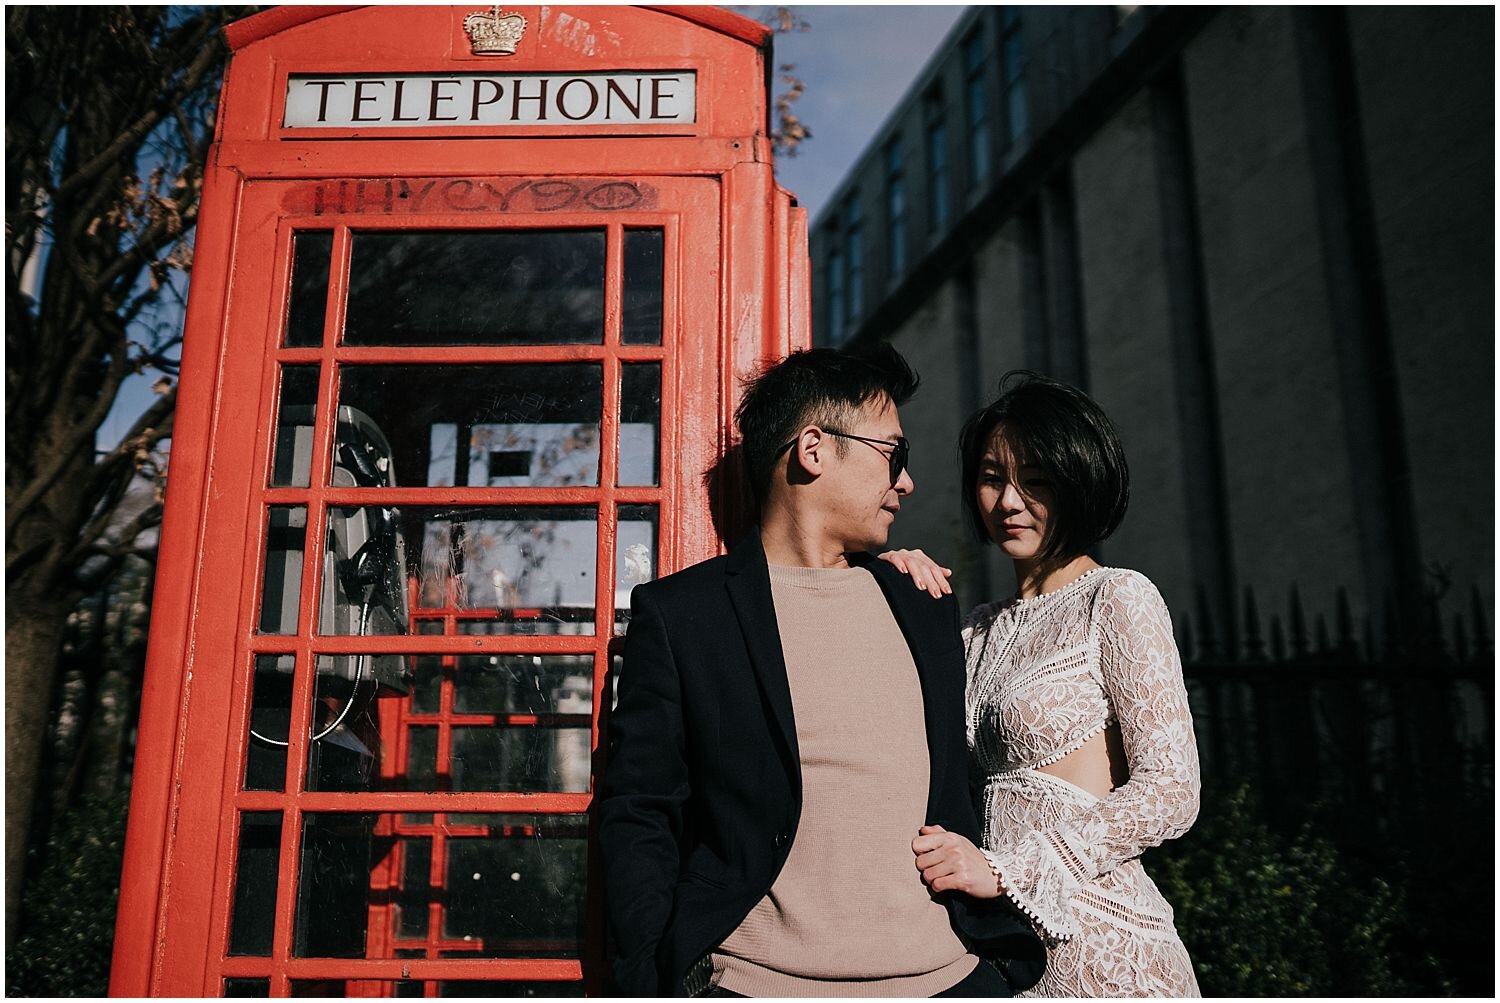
[1335,587,1355,653]
[1420,562,1448,627]
[1242,586,1264,661]
[1288,584,1309,658]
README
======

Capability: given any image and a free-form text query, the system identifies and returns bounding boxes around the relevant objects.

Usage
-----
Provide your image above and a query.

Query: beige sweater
[711,564,978,997]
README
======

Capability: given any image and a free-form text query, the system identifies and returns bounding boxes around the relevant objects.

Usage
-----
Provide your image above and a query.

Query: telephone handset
[252,405,411,751]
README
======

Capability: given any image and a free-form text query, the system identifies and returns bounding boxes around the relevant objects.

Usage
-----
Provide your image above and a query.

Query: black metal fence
[1173,584,1492,993]
[1179,584,1492,836]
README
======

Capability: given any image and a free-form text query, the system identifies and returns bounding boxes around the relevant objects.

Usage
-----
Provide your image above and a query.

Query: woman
[888,372,1202,997]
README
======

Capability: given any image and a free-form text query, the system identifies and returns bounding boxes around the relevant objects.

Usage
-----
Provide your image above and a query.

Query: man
[600,346,1045,997]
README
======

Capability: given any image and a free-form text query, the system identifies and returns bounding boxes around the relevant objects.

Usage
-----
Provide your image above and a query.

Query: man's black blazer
[598,529,1045,997]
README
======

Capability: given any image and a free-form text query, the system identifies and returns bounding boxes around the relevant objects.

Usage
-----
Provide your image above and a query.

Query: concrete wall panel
[1348,6,1495,621]
[1184,7,1366,632]
[1071,89,1196,611]
[883,278,980,603]
[969,219,1031,602]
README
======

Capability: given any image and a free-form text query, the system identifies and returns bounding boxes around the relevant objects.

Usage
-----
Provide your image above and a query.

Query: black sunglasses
[776,428,911,484]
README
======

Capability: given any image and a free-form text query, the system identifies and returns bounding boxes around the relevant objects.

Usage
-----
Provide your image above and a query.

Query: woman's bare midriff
[1036,723,1129,799]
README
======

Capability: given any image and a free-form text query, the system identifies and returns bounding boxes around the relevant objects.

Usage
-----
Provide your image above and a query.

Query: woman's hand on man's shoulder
[877,548,953,598]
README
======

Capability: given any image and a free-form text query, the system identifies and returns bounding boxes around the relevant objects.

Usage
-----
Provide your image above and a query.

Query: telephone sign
[110,6,807,997]
[284,72,697,127]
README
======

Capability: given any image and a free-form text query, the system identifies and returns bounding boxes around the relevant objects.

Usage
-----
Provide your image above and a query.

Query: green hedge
[1150,784,1454,996]
[6,790,129,998]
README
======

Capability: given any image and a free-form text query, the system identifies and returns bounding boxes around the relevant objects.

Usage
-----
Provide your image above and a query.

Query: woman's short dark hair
[736,344,919,503]
[958,371,1130,561]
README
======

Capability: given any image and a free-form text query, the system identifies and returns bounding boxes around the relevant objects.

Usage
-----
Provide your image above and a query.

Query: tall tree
[4,6,254,941]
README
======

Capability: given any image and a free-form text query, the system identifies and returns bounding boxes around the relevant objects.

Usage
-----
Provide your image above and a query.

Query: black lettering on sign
[649,77,677,120]
[306,80,347,123]
[292,178,654,216]
[511,78,549,121]
[391,80,420,123]
[556,78,601,121]
[605,78,642,119]
[471,80,503,122]
[430,79,462,122]
[351,80,386,122]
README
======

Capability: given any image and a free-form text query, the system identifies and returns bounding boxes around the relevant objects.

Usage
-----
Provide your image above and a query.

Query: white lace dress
[965,568,1202,997]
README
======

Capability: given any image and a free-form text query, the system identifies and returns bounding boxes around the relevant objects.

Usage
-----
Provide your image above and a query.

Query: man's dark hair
[958,370,1130,561]
[735,344,919,503]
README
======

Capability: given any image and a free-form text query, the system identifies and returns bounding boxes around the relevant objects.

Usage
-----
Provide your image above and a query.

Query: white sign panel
[284,72,696,128]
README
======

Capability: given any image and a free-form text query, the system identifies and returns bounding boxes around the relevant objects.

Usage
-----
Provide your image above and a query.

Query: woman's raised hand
[877,549,953,597]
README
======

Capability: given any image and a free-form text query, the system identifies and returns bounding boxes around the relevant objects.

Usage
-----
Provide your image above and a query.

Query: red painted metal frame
[348,594,593,973]
[201,191,709,997]
[224,6,771,53]
[111,6,806,997]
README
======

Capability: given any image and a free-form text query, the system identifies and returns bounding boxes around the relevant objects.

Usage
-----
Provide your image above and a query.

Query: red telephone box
[110,6,807,996]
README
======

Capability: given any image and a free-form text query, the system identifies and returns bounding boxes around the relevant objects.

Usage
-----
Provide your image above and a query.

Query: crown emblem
[463,6,527,56]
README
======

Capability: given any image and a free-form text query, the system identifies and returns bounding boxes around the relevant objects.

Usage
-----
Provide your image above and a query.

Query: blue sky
[99,5,968,448]
[765,5,969,223]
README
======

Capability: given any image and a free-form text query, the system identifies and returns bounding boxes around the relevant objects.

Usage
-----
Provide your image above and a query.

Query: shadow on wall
[704,443,756,552]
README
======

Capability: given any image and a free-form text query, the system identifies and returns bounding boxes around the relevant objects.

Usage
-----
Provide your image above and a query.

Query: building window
[1000,7,1028,148]
[827,237,845,344]
[924,89,950,234]
[844,193,864,324]
[884,136,907,279]
[963,32,992,188]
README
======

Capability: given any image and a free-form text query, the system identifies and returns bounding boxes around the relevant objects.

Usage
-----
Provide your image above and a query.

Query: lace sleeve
[982,572,1201,941]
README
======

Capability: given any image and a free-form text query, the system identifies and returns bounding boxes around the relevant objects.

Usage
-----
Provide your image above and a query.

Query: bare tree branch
[6,331,131,536]
[76,388,177,546]
[52,35,222,204]
[67,502,165,578]
[86,199,198,301]
[5,537,54,583]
